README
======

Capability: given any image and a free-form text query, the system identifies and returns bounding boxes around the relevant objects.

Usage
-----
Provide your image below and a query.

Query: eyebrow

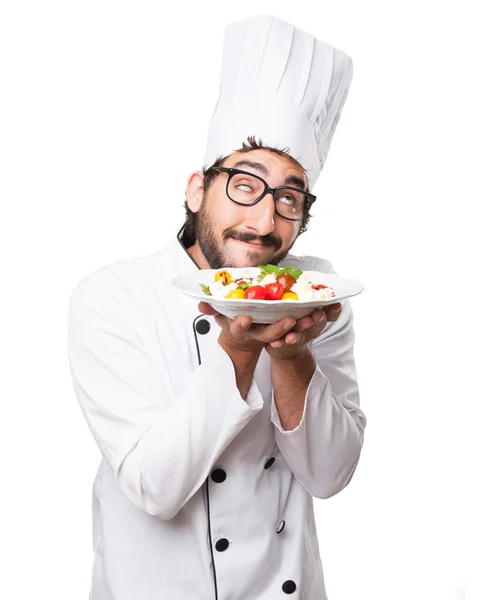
[231,159,307,191]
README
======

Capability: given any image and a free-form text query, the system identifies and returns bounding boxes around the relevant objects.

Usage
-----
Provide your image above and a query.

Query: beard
[194,202,297,269]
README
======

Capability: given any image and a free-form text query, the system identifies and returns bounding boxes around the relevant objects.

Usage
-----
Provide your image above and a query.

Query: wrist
[268,343,313,362]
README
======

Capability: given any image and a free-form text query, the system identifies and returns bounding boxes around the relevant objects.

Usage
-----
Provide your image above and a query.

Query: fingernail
[284,321,294,330]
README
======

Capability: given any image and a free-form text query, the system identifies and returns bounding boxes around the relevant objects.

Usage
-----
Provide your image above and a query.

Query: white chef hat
[202,14,353,191]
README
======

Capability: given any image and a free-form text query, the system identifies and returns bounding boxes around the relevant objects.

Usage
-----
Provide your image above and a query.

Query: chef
[67,14,367,600]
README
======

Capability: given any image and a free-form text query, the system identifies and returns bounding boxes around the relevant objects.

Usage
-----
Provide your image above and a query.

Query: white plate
[172,267,365,324]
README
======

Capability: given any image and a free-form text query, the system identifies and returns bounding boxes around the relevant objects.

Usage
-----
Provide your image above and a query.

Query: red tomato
[312,284,328,290]
[264,282,285,300]
[244,285,268,300]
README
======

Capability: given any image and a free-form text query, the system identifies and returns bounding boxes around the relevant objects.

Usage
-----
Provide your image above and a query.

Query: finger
[213,313,233,331]
[288,311,331,344]
[285,331,300,345]
[250,317,296,344]
[325,302,342,321]
[247,322,269,337]
[301,317,329,343]
[213,315,225,331]
[288,312,327,346]
[311,310,327,324]
[198,301,219,316]
[292,316,315,333]
[270,339,283,348]
[230,315,253,336]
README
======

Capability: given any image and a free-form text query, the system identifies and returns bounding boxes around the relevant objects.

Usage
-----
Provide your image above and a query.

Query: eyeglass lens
[227,172,306,219]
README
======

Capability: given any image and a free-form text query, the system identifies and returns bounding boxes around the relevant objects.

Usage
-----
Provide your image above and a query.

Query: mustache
[225,230,282,251]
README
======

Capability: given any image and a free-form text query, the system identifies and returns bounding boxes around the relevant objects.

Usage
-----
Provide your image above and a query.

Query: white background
[1,1,478,599]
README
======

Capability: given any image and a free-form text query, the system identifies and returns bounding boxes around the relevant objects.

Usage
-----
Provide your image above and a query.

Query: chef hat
[202,14,353,191]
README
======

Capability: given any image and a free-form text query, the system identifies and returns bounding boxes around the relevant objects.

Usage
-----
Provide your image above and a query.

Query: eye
[236,183,254,192]
[277,194,296,206]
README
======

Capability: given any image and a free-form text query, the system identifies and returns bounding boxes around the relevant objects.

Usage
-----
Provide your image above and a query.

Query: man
[68,15,366,600]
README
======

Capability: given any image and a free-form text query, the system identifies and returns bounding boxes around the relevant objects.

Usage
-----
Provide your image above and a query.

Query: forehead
[222,149,308,188]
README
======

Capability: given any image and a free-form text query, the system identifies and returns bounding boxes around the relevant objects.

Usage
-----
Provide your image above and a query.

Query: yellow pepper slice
[226,288,245,299]
[281,292,299,300]
[215,270,233,285]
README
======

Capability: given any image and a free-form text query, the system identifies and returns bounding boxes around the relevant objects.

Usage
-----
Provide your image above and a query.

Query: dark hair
[182,135,313,245]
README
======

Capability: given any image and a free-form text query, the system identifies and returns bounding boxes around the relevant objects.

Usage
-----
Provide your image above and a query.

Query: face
[186,149,308,269]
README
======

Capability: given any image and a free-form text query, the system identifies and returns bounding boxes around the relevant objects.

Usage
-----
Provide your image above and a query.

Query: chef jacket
[67,224,367,600]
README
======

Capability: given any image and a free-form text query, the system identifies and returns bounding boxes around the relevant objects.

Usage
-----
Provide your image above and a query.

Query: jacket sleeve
[67,273,264,520]
[270,265,366,500]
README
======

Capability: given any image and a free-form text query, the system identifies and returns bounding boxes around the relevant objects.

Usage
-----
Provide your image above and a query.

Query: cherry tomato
[264,282,285,300]
[281,292,299,300]
[244,285,268,300]
[276,273,296,293]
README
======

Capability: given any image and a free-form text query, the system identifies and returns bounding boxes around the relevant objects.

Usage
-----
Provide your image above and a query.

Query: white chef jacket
[67,224,367,600]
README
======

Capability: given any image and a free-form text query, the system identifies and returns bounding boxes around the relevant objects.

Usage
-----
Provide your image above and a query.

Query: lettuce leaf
[279,265,303,279]
[257,264,303,282]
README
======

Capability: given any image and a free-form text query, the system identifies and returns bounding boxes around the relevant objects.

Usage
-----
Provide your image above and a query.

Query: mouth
[231,237,271,250]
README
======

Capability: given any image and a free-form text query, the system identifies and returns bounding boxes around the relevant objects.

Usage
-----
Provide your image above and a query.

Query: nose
[243,191,276,236]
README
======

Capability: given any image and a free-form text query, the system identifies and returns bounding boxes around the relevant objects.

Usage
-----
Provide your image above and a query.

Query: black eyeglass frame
[207,166,316,222]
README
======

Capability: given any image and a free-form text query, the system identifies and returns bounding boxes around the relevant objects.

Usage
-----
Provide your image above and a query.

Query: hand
[266,302,343,360]
[198,301,342,358]
[198,301,298,355]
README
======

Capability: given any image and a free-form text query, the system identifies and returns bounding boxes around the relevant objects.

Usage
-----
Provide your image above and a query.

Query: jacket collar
[164,223,201,274]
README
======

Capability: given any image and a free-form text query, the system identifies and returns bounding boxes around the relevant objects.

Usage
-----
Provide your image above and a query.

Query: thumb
[198,301,219,316]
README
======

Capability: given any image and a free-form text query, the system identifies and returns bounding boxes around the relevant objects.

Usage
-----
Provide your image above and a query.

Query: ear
[185,171,205,214]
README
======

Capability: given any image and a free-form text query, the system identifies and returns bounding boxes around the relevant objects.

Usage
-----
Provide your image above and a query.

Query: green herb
[281,265,303,279]
[257,265,281,281]
[257,264,303,282]
[237,282,252,291]
[199,283,211,296]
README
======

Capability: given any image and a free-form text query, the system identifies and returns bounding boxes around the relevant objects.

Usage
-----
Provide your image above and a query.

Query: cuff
[205,342,265,414]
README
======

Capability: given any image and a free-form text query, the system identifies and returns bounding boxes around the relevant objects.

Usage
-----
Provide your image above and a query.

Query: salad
[199,264,335,301]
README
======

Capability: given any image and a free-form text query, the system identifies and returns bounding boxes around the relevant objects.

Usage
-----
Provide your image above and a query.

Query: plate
[172,267,365,324]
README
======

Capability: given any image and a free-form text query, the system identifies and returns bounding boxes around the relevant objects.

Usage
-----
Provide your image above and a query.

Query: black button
[215,538,229,552]
[282,580,297,594]
[276,520,285,534]
[195,319,211,335]
[211,469,227,483]
[264,457,275,469]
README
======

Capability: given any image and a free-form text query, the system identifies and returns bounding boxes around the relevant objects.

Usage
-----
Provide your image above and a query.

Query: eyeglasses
[207,167,316,221]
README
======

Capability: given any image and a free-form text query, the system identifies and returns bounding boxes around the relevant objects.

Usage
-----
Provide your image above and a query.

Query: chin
[232,251,278,269]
